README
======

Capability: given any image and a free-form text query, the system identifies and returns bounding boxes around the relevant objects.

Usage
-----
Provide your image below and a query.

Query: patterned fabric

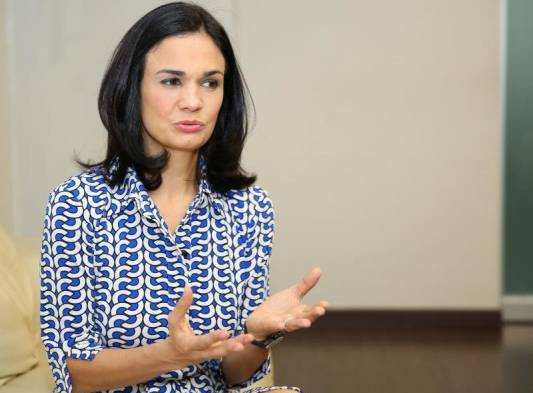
[245,388,301,393]
[39,156,300,393]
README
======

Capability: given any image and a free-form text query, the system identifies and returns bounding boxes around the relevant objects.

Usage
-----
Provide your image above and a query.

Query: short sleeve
[227,186,275,390]
[40,182,104,393]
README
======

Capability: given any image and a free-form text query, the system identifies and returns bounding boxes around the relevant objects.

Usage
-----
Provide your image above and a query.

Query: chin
[170,134,211,150]
[167,140,208,153]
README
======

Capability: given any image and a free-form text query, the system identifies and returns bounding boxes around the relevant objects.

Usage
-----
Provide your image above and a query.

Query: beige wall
[0,0,14,232]
[7,0,234,237]
[237,0,502,309]
[4,0,502,309]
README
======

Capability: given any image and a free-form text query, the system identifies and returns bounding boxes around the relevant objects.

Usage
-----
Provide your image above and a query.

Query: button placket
[174,192,207,263]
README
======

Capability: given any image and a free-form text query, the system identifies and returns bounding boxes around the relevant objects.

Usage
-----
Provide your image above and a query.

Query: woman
[40,2,328,392]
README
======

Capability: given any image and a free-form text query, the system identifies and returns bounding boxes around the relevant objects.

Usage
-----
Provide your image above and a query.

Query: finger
[195,330,256,352]
[234,333,255,345]
[169,285,194,324]
[299,304,327,320]
[284,318,312,332]
[295,267,322,299]
[282,304,327,331]
[216,332,255,347]
[315,305,327,317]
[207,335,253,358]
[194,329,232,350]
[209,340,245,359]
[304,307,326,324]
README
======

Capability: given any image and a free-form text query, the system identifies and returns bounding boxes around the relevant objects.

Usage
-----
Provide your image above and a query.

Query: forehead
[145,32,225,73]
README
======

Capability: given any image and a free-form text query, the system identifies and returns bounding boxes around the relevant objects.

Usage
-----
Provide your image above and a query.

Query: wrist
[243,321,268,341]
[243,323,285,349]
[150,339,188,369]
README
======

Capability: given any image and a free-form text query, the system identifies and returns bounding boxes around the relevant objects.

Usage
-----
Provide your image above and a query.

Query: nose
[178,85,202,111]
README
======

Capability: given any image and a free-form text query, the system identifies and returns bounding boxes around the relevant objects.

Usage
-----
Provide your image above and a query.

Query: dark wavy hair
[77,1,256,193]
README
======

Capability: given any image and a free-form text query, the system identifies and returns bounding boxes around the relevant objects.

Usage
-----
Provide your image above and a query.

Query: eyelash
[161,78,219,89]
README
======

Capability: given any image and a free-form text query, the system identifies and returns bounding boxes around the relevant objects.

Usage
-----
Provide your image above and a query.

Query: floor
[272,324,533,393]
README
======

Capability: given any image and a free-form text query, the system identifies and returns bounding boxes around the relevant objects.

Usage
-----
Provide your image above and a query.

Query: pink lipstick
[174,120,205,133]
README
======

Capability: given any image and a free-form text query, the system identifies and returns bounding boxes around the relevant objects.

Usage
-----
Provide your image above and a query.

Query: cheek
[209,94,224,119]
[142,87,174,120]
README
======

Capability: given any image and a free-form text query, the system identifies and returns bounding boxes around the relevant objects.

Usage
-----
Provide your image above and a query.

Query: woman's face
[140,32,225,155]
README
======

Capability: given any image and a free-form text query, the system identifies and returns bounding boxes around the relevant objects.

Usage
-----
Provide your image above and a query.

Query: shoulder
[223,185,275,247]
[223,185,274,219]
[45,166,110,212]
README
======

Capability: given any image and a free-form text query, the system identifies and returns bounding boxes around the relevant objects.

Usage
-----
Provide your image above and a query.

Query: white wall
[3,0,502,309]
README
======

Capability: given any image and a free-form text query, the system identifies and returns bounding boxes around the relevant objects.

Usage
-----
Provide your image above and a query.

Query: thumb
[170,285,193,324]
[295,267,322,299]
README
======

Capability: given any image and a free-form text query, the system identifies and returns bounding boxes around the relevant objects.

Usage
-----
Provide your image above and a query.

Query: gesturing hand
[163,285,254,366]
[245,267,329,340]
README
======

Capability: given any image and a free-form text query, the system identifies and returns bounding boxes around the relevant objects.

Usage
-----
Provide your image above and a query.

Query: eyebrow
[155,69,224,77]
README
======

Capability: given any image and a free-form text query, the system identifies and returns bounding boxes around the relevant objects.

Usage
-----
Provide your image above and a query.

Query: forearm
[67,339,187,393]
[221,342,269,386]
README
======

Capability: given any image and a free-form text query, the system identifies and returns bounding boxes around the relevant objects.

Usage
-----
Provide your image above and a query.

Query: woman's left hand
[244,267,329,340]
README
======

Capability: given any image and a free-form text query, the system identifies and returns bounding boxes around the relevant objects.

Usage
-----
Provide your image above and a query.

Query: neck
[150,150,200,200]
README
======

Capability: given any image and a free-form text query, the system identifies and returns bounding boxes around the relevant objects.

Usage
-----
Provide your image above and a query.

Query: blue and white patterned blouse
[39,157,299,393]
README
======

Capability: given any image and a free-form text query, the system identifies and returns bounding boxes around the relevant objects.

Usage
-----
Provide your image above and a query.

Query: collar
[104,155,226,218]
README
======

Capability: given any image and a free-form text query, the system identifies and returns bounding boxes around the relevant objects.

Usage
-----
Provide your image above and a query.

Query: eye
[161,78,181,86]
[202,79,219,89]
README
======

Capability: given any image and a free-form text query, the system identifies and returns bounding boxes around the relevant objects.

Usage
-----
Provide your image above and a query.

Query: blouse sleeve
[227,186,275,390]
[40,181,104,393]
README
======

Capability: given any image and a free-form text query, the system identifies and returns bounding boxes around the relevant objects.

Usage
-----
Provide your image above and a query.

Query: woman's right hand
[162,285,255,367]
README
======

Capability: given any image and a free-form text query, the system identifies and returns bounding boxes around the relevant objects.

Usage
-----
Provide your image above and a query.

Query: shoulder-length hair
[78,1,256,193]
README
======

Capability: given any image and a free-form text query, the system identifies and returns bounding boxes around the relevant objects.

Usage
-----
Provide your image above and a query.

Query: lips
[176,120,204,126]
[174,120,205,133]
